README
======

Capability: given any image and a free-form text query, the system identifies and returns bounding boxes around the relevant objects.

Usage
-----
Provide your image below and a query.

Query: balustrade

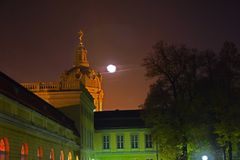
[21,81,81,91]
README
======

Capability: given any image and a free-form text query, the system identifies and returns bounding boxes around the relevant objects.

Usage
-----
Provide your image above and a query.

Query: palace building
[0,32,158,160]
[0,71,81,160]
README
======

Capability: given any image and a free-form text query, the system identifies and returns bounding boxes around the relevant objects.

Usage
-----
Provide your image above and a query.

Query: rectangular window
[131,135,138,148]
[145,134,153,148]
[103,135,110,149]
[117,135,124,149]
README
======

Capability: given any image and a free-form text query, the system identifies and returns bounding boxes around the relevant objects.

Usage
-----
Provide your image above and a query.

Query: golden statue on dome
[78,30,84,46]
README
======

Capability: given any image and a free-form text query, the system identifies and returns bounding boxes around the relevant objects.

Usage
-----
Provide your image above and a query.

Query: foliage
[142,41,208,160]
[142,41,240,160]
[210,42,240,160]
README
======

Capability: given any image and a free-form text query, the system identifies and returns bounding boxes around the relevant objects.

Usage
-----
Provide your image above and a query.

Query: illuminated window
[75,156,79,160]
[103,135,110,149]
[67,152,72,160]
[131,135,138,149]
[21,143,28,160]
[0,138,9,160]
[60,150,64,160]
[0,139,5,152]
[49,148,54,160]
[37,147,43,160]
[116,135,124,149]
[145,134,153,148]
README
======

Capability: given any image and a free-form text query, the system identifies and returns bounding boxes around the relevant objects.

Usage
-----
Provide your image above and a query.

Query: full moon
[107,64,116,73]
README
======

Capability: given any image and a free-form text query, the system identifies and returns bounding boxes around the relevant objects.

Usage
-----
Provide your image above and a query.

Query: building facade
[0,32,158,160]
[93,110,158,160]
[0,73,158,160]
[0,72,80,160]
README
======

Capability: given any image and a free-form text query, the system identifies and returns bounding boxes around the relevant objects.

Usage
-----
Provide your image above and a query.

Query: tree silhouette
[142,41,240,160]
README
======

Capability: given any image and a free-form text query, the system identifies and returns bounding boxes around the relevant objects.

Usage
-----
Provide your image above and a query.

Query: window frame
[116,135,124,149]
[37,146,43,160]
[20,143,28,160]
[102,135,110,150]
[67,152,72,160]
[60,150,64,160]
[49,148,54,160]
[131,134,138,149]
[0,138,9,160]
[145,134,153,148]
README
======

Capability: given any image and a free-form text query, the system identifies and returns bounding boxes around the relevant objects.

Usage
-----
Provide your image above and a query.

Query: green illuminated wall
[0,93,80,160]
[93,128,157,160]
[60,83,95,160]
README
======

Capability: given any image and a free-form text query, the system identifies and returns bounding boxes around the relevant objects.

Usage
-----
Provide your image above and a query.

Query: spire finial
[78,30,84,46]
[75,30,89,67]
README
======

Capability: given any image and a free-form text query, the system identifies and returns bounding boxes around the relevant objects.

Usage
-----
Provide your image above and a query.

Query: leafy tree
[143,41,240,160]
[209,42,240,160]
[142,41,209,160]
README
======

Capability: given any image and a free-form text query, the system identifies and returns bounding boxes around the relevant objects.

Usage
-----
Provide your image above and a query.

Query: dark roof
[0,71,79,136]
[94,110,146,130]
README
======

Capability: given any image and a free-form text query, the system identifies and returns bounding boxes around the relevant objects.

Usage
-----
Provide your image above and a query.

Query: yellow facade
[94,128,157,160]
[21,32,104,111]
[0,72,80,160]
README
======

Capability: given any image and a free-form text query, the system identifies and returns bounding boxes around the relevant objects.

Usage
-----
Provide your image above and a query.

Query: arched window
[60,150,64,160]
[49,148,54,160]
[0,138,9,160]
[21,143,28,160]
[37,147,43,160]
[75,155,79,160]
[67,152,72,160]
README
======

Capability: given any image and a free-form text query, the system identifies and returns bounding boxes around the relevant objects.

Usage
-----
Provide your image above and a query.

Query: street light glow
[202,155,208,160]
[107,64,116,73]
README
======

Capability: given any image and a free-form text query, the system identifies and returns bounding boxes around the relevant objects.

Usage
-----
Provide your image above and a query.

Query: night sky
[1,0,240,110]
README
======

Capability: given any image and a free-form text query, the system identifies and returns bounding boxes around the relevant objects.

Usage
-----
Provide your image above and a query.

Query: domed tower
[60,31,104,111]
[22,31,104,111]
[21,31,102,159]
